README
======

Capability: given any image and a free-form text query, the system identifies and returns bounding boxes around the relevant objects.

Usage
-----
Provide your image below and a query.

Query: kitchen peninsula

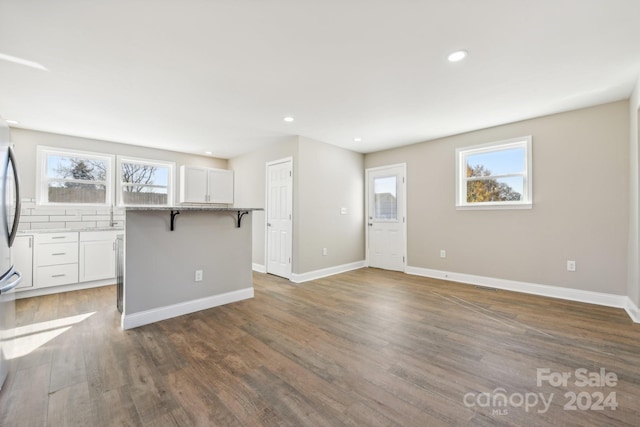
[121,206,261,329]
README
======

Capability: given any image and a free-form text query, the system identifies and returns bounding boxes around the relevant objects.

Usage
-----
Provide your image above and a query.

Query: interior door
[367,164,406,271]
[266,159,292,278]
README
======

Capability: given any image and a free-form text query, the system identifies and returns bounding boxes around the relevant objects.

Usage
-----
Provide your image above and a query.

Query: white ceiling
[1,0,640,159]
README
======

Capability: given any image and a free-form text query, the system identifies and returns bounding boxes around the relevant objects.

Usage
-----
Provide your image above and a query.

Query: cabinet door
[180,166,208,203]
[79,240,115,282]
[208,169,234,204]
[12,235,33,290]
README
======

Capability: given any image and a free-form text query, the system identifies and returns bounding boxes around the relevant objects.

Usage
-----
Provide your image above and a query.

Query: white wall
[365,101,629,295]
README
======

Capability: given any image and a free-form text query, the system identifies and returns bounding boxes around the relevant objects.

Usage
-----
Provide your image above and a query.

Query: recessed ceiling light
[205,151,212,155]
[447,50,468,62]
[353,137,362,142]
[5,119,18,125]
[283,116,294,123]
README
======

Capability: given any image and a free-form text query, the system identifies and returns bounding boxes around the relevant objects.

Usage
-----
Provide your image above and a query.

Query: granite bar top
[18,226,125,234]
[125,206,262,212]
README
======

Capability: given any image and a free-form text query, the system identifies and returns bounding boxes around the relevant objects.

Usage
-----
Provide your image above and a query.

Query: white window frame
[456,136,532,210]
[116,155,175,207]
[36,146,114,206]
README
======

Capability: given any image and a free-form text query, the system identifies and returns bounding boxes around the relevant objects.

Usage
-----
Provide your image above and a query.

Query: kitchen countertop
[124,206,262,211]
[18,226,125,234]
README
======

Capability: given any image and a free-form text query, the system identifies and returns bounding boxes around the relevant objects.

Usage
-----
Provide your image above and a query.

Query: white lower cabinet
[79,231,117,282]
[15,230,119,294]
[35,232,79,288]
[13,235,34,290]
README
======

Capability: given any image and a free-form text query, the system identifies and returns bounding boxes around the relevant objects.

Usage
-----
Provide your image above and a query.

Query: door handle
[267,223,271,227]
[0,269,22,294]
[368,223,373,227]
[7,146,21,247]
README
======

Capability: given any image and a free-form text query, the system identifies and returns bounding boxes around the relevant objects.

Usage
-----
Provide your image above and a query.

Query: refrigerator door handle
[7,146,20,248]
[0,269,21,294]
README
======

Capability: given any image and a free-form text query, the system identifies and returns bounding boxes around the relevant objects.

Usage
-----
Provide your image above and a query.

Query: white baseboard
[290,260,366,284]
[252,263,266,273]
[624,297,640,323]
[121,287,254,330]
[15,279,115,299]
[406,266,637,321]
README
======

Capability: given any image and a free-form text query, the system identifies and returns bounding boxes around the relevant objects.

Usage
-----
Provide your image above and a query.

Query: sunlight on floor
[7,312,95,359]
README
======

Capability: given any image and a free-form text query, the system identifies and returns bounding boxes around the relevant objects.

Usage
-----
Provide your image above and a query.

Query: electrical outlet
[567,260,576,272]
[440,250,446,258]
[322,248,328,256]
[340,207,348,215]
[195,269,203,281]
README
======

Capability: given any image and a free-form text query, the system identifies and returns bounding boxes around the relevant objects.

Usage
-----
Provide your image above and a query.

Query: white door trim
[365,163,407,270]
[265,157,293,279]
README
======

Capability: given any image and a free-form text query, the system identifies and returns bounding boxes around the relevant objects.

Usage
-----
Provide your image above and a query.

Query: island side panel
[124,210,253,321]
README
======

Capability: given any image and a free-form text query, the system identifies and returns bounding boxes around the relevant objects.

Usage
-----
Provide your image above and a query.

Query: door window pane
[374,176,397,220]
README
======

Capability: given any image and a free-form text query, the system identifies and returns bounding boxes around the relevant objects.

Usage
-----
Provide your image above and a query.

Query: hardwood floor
[1,268,639,426]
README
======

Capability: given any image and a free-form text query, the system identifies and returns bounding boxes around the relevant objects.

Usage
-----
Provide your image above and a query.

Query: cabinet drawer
[36,242,78,266]
[80,230,119,242]
[36,232,78,244]
[36,264,79,288]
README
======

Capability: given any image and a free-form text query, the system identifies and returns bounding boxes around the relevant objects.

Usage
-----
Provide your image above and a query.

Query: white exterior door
[367,164,406,271]
[266,159,293,278]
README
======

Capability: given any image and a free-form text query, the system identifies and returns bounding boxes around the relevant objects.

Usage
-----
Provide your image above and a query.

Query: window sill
[456,202,532,211]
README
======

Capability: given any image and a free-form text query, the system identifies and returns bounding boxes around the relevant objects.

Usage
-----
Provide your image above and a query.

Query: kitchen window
[37,147,113,206]
[456,136,532,209]
[117,156,175,206]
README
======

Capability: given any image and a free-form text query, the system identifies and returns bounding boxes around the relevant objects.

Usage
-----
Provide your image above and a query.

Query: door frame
[265,157,294,279]
[365,163,407,271]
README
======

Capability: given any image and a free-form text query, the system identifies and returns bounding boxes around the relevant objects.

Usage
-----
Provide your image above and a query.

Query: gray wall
[125,210,252,314]
[228,137,299,267]
[365,101,629,295]
[296,136,364,272]
[629,77,640,306]
[10,128,226,200]
[229,136,365,274]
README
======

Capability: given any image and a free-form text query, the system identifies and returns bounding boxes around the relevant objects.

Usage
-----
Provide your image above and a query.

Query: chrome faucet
[109,205,118,227]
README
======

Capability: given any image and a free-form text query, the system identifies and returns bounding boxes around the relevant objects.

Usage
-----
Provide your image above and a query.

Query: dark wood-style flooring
[1,268,639,426]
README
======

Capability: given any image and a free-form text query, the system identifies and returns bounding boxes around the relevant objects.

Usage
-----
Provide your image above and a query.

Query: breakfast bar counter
[121,206,261,329]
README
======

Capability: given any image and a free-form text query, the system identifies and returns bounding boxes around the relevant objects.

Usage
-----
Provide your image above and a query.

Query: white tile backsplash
[20,215,50,223]
[49,215,82,222]
[18,200,126,231]
[83,215,111,221]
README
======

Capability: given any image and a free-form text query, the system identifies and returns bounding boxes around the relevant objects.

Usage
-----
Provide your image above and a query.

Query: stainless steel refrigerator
[0,117,22,390]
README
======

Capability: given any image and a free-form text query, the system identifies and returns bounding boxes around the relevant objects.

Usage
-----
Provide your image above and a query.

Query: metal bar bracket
[237,211,249,228]
[170,210,180,231]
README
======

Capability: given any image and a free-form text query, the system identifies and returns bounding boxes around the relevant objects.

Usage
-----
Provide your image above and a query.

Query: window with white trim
[37,146,113,206]
[117,156,175,206]
[456,136,532,209]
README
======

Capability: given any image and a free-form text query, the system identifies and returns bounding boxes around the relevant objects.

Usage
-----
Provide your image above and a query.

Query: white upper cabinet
[179,166,234,204]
